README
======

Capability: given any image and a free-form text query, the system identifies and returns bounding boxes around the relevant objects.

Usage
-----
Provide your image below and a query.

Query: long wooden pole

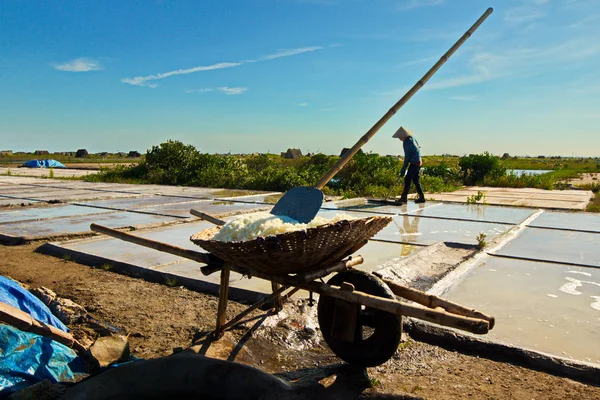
[375,275,495,329]
[90,223,219,266]
[314,7,493,189]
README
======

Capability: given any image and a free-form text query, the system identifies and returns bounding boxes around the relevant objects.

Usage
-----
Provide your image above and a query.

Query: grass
[100,263,113,271]
[165,276,179,287]
[368,377,382,388]
[587,194,600,213]
[476,232,488,249]
[466,191,487,205]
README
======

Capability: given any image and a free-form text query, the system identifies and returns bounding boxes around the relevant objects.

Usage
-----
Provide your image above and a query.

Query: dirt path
[1,244,599,399]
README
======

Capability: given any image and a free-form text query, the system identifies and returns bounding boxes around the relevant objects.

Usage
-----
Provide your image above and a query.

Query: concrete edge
[403,319,600,386]
[37,242,266,305]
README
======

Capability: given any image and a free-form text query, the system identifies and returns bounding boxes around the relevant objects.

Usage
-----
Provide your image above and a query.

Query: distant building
[0,150,12,156]
[34,150,50,155]
[75,149,89,158]
[283,148,303,159]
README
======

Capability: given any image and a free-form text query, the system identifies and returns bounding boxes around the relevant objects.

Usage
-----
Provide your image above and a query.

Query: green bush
[459,152,506,185]
[145,140,200,184]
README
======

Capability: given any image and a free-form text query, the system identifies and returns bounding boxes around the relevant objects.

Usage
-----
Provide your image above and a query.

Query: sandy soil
[570,172,600,186]
[1,244,599,399]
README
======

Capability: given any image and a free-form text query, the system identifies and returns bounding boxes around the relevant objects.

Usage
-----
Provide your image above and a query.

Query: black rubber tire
[317,270,402,367]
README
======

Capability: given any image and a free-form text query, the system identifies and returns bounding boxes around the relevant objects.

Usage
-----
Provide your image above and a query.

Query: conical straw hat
[392,126,413,139]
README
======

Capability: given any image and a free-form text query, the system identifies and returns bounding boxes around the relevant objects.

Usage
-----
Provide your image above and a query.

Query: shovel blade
[270,186,324,223]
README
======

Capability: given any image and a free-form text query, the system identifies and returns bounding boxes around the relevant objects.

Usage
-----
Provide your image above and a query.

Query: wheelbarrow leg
[215,267,231,338]
[271,282,284,313]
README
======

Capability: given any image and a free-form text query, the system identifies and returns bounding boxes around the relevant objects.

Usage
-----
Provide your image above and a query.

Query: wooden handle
[190,209,226,226]
[314,8,493,189]
[375,275,495,329]
[90,223,219,265]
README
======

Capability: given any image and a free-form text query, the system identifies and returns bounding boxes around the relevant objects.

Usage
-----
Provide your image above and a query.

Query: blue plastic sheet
[0,276,69,332]
[0,324,86,394]
[22,159,66,168]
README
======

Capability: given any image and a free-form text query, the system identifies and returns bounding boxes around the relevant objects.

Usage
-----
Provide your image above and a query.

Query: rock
[49,297,86,324]
[88,335,130,368]
[31,286,57,306]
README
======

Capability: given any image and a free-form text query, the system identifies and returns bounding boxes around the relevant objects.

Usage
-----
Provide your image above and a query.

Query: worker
[393,126,425,204]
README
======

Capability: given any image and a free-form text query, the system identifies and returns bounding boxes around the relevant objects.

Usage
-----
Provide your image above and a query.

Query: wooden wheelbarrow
[90,217,494,368]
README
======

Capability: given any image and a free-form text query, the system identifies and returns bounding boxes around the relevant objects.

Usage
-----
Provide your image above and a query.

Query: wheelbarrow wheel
[317,270,402,367]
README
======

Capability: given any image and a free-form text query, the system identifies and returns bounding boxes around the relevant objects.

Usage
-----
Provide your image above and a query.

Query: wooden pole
[271,282,284,312]
[90,223,220,266]
[375,275,495,329]
[312,282,490,334]
[221,264,490,334]
[215,268,231,338]
[295,255,363,283]
[190,209,226,226]
[0,302,86,353]
[221,285,290,332]
[314,8,494,190]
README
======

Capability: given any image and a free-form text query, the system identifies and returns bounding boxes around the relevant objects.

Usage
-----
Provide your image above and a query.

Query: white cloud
[397,0,444,11]
[569,13,600,28]
[218,86,247,95]
[504,7,546,24]
[422,38,600,90]
[185,88,214,93]
[121,62,241,88]
[123,46,326,88]
[52,58,102,72]
[245,46,324,62]
[449,95,478,102]
[399,55,437,67]
[185,87,247,95]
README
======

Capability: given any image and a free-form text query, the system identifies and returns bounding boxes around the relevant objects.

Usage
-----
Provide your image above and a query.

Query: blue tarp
[0,324,86,394]
[22,159,66,168]
[0,276,69,332]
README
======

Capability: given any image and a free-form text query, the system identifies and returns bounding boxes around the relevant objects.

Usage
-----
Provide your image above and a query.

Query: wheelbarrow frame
[90,223,495,366]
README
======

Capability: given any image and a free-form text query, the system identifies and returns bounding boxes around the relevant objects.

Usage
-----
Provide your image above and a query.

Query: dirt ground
[1,243,599,399]
[569,172,600,185]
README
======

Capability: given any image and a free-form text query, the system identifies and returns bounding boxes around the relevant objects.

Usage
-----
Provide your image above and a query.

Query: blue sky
[1,0,599,156]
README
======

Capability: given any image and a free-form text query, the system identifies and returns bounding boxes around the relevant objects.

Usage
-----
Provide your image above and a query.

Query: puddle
[373,215,510,246]
[408,203,534,224]
[0,204,111,224]
[529,211,600,233]
[144,200,269,218]
[0,212,176,237]
[77,196,199,210]
[495,227,600,267]
[445,257,600,364]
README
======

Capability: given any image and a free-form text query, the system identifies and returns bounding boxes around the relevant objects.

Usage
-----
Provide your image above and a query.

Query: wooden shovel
[270,7,494,223]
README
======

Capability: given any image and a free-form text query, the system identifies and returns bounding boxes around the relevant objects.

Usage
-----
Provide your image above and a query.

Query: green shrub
[459,152,505,185]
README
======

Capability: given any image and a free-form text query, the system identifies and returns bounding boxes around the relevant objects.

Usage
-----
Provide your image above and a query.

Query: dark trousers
[401,164,424,200]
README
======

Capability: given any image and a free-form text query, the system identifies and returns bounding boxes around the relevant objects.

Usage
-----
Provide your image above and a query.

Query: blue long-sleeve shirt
[402,137,421,170]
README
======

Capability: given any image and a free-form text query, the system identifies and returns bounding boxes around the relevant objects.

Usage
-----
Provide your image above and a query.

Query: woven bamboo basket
[190,216,392,276]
